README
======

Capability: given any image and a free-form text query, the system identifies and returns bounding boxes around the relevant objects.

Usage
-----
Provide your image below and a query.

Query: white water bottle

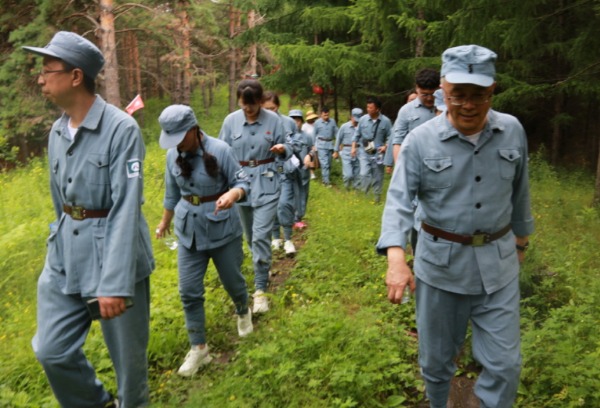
[164,236,178,250]
[401,286,411,304]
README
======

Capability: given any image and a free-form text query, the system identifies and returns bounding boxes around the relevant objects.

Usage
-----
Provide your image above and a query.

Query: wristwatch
[516,242,529,252]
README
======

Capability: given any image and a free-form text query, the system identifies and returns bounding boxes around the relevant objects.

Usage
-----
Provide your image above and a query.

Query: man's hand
[332,151,339,160]
[270,144,286,155]
[386,247,415,304]
[98,297,127,319]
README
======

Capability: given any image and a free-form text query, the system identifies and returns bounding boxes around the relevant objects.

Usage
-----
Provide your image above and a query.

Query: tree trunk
[415,8,425,57]
[99,0,121,107]
[246,10,257,77]
[551,92,563,166]
[179,3,192,105]
[228,4,238,112]
[594,145,600,207]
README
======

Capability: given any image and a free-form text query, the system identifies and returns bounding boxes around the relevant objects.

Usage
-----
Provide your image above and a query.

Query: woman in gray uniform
[155,105,253,377]
[219,79,291,314]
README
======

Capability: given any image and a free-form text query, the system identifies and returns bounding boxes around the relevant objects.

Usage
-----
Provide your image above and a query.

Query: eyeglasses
[38,69,69,78]
[417,91,435,98]
[446,94,492,106]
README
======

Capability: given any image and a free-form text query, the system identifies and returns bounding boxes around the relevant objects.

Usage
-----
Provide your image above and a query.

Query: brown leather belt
[182,190,227,205]
[63,204,110,220]
[317,137,332,141]
[342,144,353,147]
[421,223,511,246]
[239,158,275,167]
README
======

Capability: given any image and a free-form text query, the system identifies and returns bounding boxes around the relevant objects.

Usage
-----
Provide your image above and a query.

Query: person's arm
[98,120,146,319]
[385,247,416,304]
[215,147,250,214]
[156,209,174,238]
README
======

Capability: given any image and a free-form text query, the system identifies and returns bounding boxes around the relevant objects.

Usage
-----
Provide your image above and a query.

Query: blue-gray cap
[441,45,497,87]
[158,105,198,149]
[289,109,304,118]
[22,31,105,79]
[351,108,363,119]
[434,89,446,111]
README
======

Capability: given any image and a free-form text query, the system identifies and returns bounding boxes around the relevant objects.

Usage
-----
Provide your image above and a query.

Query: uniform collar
[58,95,106,139]
[438,109,503,142]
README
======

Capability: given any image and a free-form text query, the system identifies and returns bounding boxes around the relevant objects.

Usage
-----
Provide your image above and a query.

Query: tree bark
[99,0,121,107]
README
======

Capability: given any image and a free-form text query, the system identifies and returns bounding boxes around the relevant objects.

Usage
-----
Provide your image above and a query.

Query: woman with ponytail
[155,105,253,377]
[218,79,291,314]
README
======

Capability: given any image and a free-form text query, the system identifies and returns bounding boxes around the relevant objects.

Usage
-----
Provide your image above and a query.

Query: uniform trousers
[177,236,248,346]
[33,271,150,408]
[358,149,384,197]
[340,147,360,189]
[273,176,298,241]
[415,277,521,408]
[317,148,333,184]
[238,199,278,291]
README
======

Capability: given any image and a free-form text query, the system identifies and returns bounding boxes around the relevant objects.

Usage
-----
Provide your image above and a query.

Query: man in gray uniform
[377,45,534,408]
[313,107,338,186]
[333,108,362,190]
[352,97,392,203]
[23,32,154,407]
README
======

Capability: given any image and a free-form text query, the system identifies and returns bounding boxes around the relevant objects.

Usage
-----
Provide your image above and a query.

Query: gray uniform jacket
[218,108,292,207]
[164,134,250,251]
[313,118,338,150]
[392,98,436,146]
[334,121,357,150]
[353,114,392,149]
[46,96,154,298]
[377,110,534,295]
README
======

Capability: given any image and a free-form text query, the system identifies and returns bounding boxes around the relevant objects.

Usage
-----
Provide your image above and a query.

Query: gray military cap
[23,31,105,79]
[158,105,198,149]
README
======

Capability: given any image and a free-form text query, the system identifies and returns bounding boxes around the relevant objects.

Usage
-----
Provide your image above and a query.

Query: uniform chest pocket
[87,153,110,185]
[52,159,59,174]
[408,115,421,122]
[498,149,520,180]
[206,209,232,241]
[174,205,189,237]
[263,134,274,144]
[423,157,452,189]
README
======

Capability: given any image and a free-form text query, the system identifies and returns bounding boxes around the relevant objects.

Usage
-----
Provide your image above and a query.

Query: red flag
[125,94,144,115]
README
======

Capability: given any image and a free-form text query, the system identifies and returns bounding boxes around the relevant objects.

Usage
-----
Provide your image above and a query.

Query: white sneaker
[310,173,317,180]
[177,345,212,377]
[271,239,283,251]
[284,240,296,255]
[252,290,269,314]
[237,310,253,337]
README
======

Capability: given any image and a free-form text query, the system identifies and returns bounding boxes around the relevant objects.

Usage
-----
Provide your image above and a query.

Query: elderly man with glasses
[377,45,534,408]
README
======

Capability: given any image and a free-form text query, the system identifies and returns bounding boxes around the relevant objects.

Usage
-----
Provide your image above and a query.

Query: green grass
[1,95,600,407]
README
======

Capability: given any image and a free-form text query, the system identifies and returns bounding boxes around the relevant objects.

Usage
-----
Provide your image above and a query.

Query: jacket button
[68,178,72,183]
[475,203,481,209]
[73,230,79,235]
[475,176,481,182]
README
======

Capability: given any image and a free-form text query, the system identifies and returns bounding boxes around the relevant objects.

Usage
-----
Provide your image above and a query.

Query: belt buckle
[191,196,201,205]
[71,206,84,220]
[248,159,257,167]
[471,233,488,246]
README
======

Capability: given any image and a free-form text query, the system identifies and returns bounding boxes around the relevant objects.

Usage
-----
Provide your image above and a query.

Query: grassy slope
[1,94,599,407]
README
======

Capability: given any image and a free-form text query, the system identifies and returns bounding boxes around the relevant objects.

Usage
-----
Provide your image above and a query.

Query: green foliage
[2,90,600,407]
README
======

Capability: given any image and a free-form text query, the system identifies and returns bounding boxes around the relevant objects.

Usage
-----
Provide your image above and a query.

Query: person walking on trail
[288,110,314,230]
[352,97,392,204]
[218,79,292,314]
[155,105,253,377]
[23,31,155,408]
[302,110,319,180]
[261,92,299,256]
[377,45,534,408]
[383,91,417,173]
[333,107,362,190]
[391,68,440,164]
[313,106,338,187]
